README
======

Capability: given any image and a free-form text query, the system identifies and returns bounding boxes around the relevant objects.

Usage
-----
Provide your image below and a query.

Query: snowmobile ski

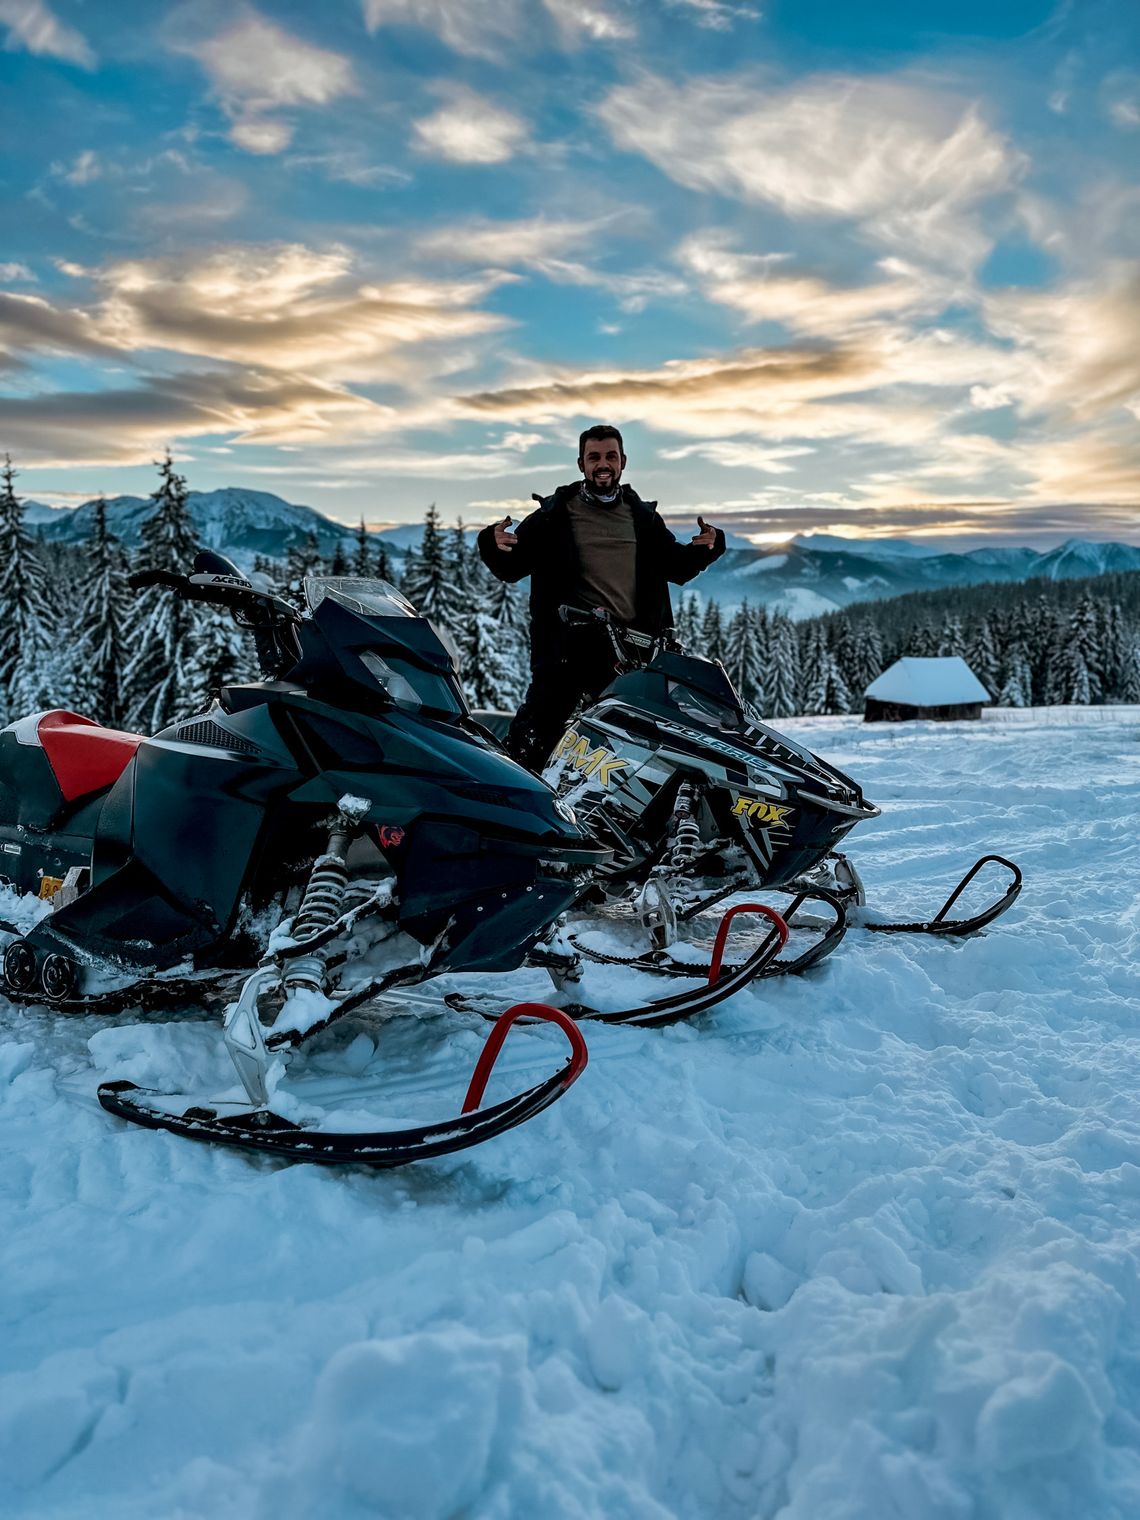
[97,1002,588,1168]
[447,903,789,1028]
[858,854,1023,937]
[569,885,845,981]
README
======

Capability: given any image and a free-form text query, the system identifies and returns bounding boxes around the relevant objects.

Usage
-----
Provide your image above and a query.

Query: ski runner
[477,425,726,770]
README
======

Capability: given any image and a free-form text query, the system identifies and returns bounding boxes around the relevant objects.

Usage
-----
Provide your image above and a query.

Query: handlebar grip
[558,604,607,625]
[127,568,189,592]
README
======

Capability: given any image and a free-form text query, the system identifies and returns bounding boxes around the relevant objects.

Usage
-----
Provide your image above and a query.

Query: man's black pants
[504,630,620,772]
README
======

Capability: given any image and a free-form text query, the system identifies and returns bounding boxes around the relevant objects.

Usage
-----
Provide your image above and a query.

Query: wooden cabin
[864,657,990,722]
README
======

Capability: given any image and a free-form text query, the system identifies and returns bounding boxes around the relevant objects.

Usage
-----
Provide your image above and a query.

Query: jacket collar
[531,480,658,513]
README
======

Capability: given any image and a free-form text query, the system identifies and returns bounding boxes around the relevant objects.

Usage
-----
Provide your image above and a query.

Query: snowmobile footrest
[97,1003,588,1168]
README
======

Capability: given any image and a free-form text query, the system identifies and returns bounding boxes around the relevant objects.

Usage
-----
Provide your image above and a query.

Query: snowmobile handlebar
[558,604,672,668]
[128,566,302,679]
[128,567,300,625]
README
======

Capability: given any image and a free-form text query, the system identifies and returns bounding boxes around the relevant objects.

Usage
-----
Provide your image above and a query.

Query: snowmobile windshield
[304,577,416,620]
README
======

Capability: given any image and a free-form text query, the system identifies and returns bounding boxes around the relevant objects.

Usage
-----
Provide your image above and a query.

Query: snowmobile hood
[600,654,878,817]
[285,594,468,719]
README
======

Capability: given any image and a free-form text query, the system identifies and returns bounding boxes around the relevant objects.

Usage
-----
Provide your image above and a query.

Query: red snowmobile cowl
[33,710,142,803]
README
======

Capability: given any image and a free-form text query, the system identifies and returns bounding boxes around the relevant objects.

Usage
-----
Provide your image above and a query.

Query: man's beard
[582,470,621,504]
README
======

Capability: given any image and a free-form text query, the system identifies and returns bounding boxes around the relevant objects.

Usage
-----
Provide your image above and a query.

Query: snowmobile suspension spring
[292,849,350,939]
[670,783,702,867]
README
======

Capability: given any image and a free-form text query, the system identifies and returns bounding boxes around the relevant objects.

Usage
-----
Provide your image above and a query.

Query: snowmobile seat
[33,710,143,803]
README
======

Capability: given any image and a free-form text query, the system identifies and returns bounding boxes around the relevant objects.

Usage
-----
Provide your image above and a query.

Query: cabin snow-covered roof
[865,657,990,706]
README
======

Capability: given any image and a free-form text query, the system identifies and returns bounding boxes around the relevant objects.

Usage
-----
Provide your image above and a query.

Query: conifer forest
[2,453,1138,732]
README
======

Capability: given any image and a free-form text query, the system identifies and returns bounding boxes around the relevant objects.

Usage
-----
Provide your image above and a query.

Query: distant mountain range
[24,488,1140,619]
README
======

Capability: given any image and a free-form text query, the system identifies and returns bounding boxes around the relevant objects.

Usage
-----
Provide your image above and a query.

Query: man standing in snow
[478,424,725,770]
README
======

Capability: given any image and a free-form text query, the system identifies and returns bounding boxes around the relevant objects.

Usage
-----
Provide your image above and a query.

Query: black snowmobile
[0,557,625,1166]
[526,608,1022,980]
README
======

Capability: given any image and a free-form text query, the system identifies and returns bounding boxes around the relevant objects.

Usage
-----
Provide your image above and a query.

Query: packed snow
[3,710,1140,1519]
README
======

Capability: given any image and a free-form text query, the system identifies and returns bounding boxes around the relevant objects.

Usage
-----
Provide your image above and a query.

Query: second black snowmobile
[527,607,1021,980]
[0,558,624,1166]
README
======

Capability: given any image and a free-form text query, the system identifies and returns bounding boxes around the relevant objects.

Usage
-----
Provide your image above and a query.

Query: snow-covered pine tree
[1099,602,1127,700]
[401,504,451,624]
[460,610,527,711]
[965,615,1001,696]
[848,621,884,704]
[700,599,724,662]
[724,601,764,709]
[0,455,55,722]
[122,452,200,732]
[766,614,799,718]
[353,517,371,577]
[75,496,131,726]
[444,517,475,628]
[1054,633,1092,704]
[184,608,249,717]
[674,594,701,652]
[284,530,323,604]
[997,648,1032,708]
[372,536,394,585]
[1064,595,1103,702]
[907,623,938,657]
[1121,641,1140,704]
[799,625,850,715]
[828,615,858,705]
[328,539,350,577]
[938,615,965,657]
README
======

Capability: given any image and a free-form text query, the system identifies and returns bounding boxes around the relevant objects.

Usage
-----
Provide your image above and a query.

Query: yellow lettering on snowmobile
[731,795,793,828]
[553,730,629,788]
[37,875,64,900]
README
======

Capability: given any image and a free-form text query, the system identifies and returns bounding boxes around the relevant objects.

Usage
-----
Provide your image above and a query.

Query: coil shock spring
[292,848,350,940]
[284,802,368,992]
[669,782,702,867]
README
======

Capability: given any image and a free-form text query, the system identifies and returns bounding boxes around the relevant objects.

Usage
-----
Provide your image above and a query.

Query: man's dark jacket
[477,481,726,671]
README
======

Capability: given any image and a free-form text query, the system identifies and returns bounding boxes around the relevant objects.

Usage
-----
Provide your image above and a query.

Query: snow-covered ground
[3,711,1140,1519]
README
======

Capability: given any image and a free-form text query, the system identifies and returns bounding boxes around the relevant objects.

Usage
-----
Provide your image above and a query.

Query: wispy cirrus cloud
[666,0,761,30]
[171,6,356,154]
[412,88,529,164]
[362,0,634,56]
[0,0,93,67]
[598,73,1022,270]
[542,0,635,44]
[659,440,813,472]
[417,214,685,310]
[677,236,944,335]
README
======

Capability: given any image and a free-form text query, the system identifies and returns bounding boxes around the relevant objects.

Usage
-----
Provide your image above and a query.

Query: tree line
[2,454,1138,733]
[679,572,1140,715]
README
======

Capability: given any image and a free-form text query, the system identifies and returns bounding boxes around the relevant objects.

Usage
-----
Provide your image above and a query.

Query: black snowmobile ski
[569,885,845,981]
[858,854,1023,937]
[447,903,790,1028]
[98,1001,588,1167]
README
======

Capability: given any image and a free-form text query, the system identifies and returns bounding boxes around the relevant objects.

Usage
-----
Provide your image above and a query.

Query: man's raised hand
[691,515,717,549]
[493,515,518,553]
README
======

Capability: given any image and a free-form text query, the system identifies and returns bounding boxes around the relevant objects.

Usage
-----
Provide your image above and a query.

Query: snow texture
[866,656,991,706]
[3,712,1140,1518]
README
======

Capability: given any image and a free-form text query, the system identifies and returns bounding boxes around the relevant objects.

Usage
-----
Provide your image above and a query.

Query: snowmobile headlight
[359,651,421,708]
[554,798,577,826]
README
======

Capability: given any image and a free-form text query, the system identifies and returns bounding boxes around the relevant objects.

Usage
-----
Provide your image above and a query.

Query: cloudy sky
[1,0,1138,546]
